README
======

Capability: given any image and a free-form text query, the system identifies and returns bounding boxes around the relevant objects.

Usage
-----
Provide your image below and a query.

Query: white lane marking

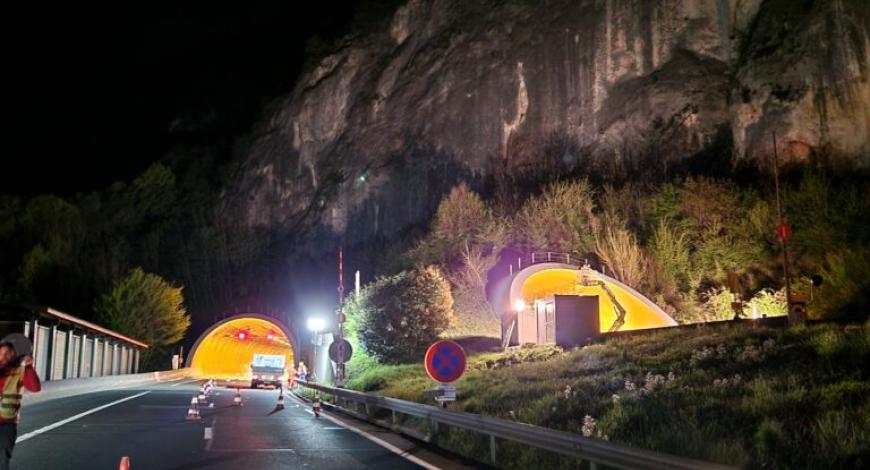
[205,417,217,451]
[171,379,199,387]
[286,394,441,470]
[210,449,298,453]
[322,427,345,430]
[16,392,151,443]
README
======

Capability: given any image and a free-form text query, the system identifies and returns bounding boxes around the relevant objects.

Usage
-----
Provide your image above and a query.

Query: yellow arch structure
[509,263,676,333]
[188,315,296,380]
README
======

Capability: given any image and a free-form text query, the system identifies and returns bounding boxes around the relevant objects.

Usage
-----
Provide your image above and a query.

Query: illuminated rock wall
[227,0,869,243]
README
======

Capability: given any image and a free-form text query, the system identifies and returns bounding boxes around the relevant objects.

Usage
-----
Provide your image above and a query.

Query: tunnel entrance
[187,314,298,380]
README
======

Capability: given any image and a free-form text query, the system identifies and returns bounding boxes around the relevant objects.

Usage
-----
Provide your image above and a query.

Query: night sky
[5,1,365,197]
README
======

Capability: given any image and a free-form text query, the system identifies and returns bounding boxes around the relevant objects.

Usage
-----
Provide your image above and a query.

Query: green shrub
[357,266,455,364]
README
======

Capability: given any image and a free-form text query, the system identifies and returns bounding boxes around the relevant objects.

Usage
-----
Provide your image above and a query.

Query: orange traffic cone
[118,456,131,470]
[233,388,242,406]
[198,385,207,401]
[186,394,201,420]
[313,392,321,418]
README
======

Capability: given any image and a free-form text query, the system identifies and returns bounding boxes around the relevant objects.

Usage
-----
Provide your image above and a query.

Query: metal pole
[47,324,57,381]
[63,331,74,379]
[772,132,799,325]
[490,434,497,463]
[91,337,99,376]
[336,246,346,386]
[78,334,87,378]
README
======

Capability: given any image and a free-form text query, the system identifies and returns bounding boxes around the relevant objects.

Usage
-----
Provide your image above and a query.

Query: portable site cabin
[516,295,600,347]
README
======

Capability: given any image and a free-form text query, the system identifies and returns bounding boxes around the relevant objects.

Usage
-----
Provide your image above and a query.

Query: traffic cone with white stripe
[198,385,207,401]
[118,456,130,470]
[312,392,321,418]
[233,388,242,406]
[276,389,285,410]
[186,394,201,420]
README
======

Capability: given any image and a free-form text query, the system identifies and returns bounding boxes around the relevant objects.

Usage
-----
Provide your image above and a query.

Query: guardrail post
[91,337,99,376]
[47,324,58,381]
[547,252,552,261]
[531,253,535,263]
[391,410,398,427]
[63,330,73,379]
[490,434,497,464]
[78,334,87,378]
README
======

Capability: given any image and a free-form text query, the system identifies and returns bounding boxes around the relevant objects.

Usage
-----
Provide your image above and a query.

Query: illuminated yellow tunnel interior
[520,269,675,331]
[190,317,294,379]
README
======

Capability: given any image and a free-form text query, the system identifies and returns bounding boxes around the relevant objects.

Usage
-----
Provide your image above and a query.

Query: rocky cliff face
[225,0,869,245]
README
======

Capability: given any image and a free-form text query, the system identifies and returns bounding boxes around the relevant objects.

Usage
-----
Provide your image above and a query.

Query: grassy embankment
[344,322,869,469]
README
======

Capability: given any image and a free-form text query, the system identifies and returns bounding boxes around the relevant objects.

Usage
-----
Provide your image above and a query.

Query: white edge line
[16,391,151,443]
[205,417,217,451]
[287,394,440,470]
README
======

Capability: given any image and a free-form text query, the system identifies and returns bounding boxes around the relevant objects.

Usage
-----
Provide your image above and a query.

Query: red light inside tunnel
[266,330,275,341]
[236,329,249,341]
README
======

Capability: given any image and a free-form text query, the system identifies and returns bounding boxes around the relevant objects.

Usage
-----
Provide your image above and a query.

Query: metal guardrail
[508,252,600,275]
[296,380,736,470]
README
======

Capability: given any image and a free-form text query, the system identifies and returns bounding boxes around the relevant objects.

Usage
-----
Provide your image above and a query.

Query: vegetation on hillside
[343,322,869,469]
[401,173,869,325]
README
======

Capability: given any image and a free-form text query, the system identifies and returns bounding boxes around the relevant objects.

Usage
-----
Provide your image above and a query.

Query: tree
[358,266,455,364]
[411,183,507,285]
[515,179,598,253]
[95,268,190,370]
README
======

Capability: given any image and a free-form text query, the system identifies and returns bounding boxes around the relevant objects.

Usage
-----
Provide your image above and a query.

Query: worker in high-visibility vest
[1,334,41,470]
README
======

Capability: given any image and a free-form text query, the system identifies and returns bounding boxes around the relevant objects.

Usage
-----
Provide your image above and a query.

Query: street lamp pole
[306,317,325,381]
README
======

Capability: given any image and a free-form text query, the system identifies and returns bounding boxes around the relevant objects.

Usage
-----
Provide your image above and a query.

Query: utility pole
[335,246,346,385]
[772,132,803,325]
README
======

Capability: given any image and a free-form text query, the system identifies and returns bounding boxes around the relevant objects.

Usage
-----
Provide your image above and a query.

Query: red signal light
[266,330,275,341]
[236,330,248,341]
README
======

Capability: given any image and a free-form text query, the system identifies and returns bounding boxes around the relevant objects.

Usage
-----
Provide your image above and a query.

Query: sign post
[424,340,466,407]
[771,132,803,325]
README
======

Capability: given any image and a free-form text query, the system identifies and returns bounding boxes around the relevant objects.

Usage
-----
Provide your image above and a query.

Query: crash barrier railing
[295,380,736,470]
[23,368,191,405]
[508,252,601,275]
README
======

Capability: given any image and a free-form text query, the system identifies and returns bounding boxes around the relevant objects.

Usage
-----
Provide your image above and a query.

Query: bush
[95,267,190,370]
[595,225,646,288]
[358,266,455,364]
[514,179,598,253]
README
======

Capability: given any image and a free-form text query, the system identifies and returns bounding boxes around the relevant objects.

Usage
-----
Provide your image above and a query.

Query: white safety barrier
[23,368,191,405]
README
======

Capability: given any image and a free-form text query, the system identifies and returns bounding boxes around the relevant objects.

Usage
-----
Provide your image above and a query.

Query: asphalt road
[11,380,443,470]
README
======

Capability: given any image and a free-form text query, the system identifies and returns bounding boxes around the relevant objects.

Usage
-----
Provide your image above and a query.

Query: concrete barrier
[23,368,192,405]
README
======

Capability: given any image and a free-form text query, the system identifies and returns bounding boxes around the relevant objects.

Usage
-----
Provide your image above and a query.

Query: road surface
[12,379,463,469]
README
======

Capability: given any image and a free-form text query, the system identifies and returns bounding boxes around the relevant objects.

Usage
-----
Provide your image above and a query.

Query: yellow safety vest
[0,366,23,421]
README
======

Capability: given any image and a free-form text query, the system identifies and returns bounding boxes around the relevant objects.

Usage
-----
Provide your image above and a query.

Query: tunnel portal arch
[186,314,301,379]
